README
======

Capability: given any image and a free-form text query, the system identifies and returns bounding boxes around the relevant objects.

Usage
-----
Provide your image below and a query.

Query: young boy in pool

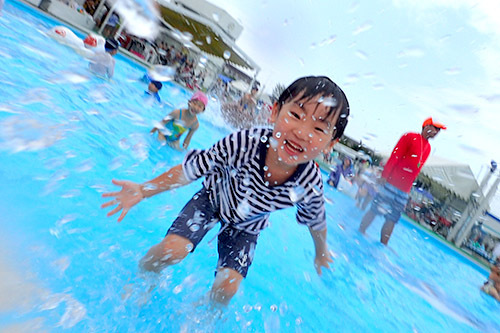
[102,76,350,304]
[145,79,163,103]
[150,91,208,150]
[88,38,119,79]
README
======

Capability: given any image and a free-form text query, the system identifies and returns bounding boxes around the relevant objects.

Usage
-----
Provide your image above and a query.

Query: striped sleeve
[295,165,327,231]
[182,130,253,181]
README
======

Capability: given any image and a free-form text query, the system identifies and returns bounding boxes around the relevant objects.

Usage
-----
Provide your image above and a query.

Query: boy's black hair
[105,38,120,51]
[277,76,350,140]
[151,80,163,90]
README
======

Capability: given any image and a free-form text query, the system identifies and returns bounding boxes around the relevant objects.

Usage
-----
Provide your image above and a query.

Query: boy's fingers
[106,205,122,217]
[100,200,117,209]
[102,191,120,198]
[117,208,128,222]
[112,179,127,186]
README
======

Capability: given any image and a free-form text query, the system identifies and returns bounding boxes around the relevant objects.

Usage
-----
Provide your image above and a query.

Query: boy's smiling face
[269,92,340,170]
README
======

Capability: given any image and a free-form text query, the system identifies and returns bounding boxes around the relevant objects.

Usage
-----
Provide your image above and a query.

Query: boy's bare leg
[210,267,243,305]
[359,210,376,234]
[361,194,373,210]
[140,234,192,273]
[381,219,396,245]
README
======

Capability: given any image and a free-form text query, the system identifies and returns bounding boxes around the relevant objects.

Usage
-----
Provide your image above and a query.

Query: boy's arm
[309,227,333,275]
[101,164,189,222]
[182,122,199,149]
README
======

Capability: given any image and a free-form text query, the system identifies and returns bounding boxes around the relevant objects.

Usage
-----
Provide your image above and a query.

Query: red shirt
[381,132,430,193]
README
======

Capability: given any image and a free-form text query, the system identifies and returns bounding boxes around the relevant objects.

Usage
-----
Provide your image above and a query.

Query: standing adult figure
[359,117,446,245]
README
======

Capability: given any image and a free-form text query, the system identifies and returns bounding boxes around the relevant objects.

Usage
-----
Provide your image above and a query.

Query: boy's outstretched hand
[314,250,333,276]
[101,179,144,222]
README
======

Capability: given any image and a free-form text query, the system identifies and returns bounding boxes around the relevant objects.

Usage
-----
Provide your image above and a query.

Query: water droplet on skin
[263,165,269,171]
[269,137,278,149]
[143,183,158,191]
[161,254,172,261]
[267,173,271,177]
[276,132,282,138]
[185,243,193,252]
[322,97,338,107]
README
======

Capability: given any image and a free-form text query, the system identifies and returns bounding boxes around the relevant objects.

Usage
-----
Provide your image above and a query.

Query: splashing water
[1,2,499,332]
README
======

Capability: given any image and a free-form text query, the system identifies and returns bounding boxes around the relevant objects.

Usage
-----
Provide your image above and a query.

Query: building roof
[156,0,258,70]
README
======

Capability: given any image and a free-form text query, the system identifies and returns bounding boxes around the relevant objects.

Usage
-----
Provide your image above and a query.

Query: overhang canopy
[156,3,255,70]
[419,156,479,201]
[379,152,479,201]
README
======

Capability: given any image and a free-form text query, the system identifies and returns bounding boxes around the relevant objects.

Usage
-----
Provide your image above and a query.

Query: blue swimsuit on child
[162,109,197,141]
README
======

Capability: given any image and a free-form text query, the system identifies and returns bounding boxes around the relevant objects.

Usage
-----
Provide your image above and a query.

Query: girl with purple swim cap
[150,91,208,150]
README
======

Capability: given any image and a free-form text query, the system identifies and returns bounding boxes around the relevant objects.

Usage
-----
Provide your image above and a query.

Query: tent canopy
[420,155,479,201]
[157,4,255,70]
[381,152,479,201]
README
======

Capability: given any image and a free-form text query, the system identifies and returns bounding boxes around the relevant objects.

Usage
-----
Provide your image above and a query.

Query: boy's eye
[287,111,301,119]
[315,127,328,134]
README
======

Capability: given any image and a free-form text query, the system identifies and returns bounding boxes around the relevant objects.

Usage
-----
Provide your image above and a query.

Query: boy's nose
[293,128,310,142]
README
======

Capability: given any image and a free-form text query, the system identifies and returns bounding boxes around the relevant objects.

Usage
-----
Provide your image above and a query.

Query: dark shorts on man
[167,187,258,278]
[369,182,409,223]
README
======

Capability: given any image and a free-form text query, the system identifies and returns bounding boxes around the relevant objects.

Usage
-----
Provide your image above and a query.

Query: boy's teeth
[286,140,303,152]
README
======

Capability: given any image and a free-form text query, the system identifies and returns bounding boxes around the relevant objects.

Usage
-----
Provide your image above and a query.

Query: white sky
[206,0,500,215]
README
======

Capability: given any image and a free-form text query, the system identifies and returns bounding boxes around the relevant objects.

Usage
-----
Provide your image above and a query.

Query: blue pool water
[1,1,499,331]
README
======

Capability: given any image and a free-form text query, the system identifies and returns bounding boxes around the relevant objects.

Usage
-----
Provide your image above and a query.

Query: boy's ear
[323,138,339,154]
[269,102,279,124]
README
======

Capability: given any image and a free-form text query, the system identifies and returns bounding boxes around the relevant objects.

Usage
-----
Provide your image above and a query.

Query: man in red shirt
[359,117,446,245]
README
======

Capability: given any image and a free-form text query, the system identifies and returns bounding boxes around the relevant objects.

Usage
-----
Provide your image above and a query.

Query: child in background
[481,256,500,301]
[327,156,354,188]
[145,80,162,103]
[88,38,119,79]
[102,76,350,304]
[150,91,208,150]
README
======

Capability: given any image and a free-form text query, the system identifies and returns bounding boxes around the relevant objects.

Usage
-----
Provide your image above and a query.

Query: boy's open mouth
[284,140,303,154]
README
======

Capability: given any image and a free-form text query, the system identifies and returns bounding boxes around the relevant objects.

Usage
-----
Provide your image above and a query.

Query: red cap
[422,117,446,130]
